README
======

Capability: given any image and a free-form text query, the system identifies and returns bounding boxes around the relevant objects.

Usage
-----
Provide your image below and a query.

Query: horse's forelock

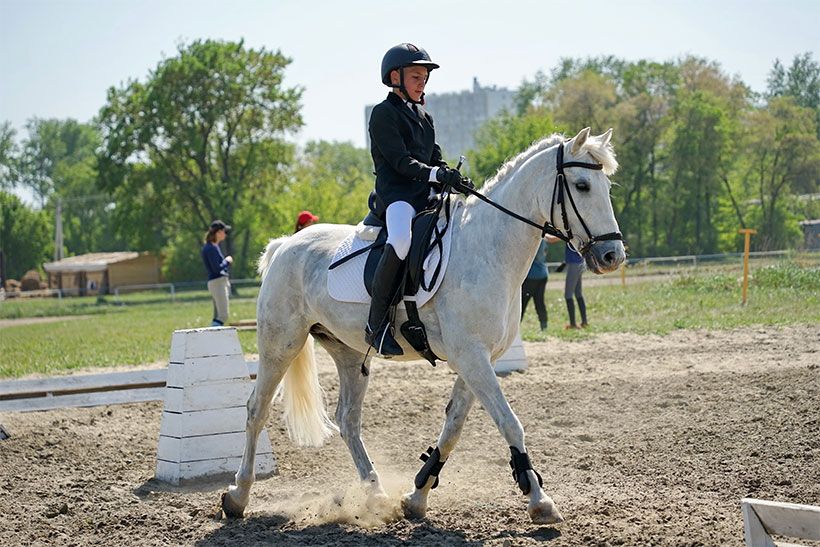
[581,135,618,176]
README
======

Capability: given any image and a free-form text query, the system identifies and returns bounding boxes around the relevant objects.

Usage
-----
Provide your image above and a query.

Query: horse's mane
[481,132,618,191]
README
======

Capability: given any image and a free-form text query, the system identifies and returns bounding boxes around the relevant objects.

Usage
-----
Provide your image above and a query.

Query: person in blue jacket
[364,43,474,356]
[201,220,233,327]
[521,238,549,330]
[563,243,588,329]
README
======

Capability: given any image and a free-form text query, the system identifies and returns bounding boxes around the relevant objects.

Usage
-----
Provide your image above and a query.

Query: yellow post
[620,260,627,288]
[739,229,757,305]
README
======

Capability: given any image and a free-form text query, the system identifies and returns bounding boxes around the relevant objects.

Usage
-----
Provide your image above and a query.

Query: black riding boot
[365,244,405,356]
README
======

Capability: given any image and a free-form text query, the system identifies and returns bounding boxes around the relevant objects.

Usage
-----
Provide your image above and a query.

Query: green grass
[1,263,816,378]
[520,261,818,341]
[0,291,261,378]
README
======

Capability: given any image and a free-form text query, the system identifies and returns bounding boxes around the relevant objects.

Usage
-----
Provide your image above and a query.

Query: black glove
[452,176,475,195]
[435,166,463,188]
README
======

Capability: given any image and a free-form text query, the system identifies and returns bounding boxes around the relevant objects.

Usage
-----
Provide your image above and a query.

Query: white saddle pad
[328,200,462,308]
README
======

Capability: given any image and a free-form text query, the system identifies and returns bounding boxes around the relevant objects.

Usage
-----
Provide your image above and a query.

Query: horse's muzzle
[584,240,625,274]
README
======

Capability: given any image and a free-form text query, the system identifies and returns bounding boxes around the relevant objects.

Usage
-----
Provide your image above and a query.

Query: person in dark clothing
[364,43,474,356]
[521,238,549,330]
[562,243,587,329]
[201,220,233,327]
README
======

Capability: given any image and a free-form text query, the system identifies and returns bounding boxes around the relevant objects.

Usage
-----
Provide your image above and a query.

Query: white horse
[221,127,625,524]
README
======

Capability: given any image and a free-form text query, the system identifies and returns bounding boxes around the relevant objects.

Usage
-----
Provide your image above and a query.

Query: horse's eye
[575,180,590,192]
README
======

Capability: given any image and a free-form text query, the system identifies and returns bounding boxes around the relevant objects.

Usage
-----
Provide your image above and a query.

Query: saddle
[329,191,454,366]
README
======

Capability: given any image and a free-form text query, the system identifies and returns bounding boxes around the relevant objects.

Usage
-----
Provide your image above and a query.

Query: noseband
[461,142,623,256]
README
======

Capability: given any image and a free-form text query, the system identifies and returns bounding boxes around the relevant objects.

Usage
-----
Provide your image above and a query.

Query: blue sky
[1,0,818,150]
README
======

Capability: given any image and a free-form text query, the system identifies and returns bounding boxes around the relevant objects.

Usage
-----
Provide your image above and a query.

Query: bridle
[460,141,623,256]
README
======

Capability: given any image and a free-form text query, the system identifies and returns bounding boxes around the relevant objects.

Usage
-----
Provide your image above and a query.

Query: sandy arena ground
[1,325,818,546]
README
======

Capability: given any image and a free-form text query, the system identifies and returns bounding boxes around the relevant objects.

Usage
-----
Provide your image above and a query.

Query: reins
[458,141,623,256]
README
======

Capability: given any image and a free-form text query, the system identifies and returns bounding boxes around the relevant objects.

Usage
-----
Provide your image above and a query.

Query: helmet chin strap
[392,67,425,105]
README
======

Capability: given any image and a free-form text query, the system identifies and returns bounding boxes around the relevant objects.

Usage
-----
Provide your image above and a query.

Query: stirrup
[365,324,403,357]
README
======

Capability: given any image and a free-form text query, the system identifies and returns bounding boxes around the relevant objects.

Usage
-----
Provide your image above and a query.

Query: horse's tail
[277,335,339,447]
[258,236,289,279]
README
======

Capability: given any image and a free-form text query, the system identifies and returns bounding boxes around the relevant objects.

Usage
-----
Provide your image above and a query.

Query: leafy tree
[767,52,820,137]
[467,108,561,184]
[7,118,118,256]
[737,97,820,250]
[0,191,52,281]
[0,122,18,191]
[282,140,373,226]
[97,39,303,281]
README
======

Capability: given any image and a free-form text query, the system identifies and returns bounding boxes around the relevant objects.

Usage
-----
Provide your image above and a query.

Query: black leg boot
[365,244,405,356]
[565,298,577,329]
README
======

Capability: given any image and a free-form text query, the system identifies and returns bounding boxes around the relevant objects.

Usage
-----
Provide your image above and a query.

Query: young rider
[365,43,474,356]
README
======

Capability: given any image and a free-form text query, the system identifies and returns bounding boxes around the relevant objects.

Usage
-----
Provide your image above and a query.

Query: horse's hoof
[528,499,564,525]
[400,492,427,520]
[221,492,245,519]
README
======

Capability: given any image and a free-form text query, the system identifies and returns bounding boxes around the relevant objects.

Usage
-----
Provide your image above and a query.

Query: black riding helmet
[380,43,439,104]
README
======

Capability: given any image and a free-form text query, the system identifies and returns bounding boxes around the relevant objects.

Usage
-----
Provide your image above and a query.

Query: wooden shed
[43,252,161,296]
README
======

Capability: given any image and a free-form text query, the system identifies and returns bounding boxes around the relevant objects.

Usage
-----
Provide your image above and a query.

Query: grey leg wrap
[509,446,543,495]
[414,446,446,490]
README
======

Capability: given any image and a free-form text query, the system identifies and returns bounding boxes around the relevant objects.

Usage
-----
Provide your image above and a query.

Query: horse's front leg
[452,345,563,525]
[402,375,475,518]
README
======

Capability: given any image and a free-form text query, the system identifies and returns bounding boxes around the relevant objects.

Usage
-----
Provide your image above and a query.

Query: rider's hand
[452,177,475,195]
[225,256,233,264]
[435,166,463,188]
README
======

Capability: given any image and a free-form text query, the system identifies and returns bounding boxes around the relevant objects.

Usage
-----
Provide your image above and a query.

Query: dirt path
[0,315,96,329]
[1,325,818,546]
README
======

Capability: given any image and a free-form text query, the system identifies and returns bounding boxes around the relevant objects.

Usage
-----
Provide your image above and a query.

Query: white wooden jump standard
[742,498,820,547]
[155,327,275,485]
[494,331,528,374]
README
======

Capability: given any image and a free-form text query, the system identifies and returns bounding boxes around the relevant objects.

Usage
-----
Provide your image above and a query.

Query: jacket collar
[386,92,422,125]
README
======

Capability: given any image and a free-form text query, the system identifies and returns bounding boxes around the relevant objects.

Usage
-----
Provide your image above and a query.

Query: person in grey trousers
[562,243,588,329]
[201,220,233,327]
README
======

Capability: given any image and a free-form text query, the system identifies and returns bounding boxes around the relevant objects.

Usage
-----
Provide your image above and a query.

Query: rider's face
[391,66,429,102]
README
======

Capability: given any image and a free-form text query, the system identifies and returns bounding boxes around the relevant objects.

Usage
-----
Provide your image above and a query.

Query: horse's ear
[570,127,591,155]
[599,128,613,147]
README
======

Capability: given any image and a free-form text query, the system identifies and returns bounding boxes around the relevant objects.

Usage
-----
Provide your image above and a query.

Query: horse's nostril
[603,251,616,264]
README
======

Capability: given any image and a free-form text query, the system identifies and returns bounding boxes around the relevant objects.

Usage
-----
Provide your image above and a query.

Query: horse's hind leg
[221,326,308,518]
[315,335,385,499]
[402,375,475,518]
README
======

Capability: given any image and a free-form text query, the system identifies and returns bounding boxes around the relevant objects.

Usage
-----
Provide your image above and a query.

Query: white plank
[743,498,820,542]
[159,407,248,438]
[0,368,166,398]
[169,328,242,363]
[0,387,166,412]
[743,499,776,547]
[155,452,276,485]
[166,355,250,388]
[162,379,252,413]
[156,431,273,463]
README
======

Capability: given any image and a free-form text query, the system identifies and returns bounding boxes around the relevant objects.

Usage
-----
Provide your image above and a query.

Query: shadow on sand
[193,513,561,546]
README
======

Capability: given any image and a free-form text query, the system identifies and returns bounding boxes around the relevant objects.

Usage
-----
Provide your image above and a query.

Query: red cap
[297,210,319,226]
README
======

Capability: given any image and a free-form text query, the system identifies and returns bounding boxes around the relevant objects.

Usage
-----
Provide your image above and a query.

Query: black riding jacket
[368,92,447,212]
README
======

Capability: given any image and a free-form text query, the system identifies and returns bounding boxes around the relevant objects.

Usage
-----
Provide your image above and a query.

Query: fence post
[739,229,757,305]
[620,260,626,288]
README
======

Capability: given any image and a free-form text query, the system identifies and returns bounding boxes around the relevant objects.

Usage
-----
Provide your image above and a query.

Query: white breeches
[385,201,416,260]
